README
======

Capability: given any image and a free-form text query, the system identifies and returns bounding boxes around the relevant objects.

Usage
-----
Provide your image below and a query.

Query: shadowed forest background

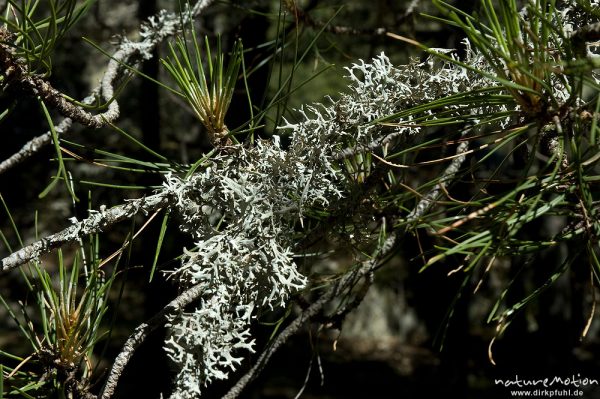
[1,0,600,398]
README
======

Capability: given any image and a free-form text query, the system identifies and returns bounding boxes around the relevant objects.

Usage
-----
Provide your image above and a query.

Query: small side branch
[0,115,77,174]
[0,31,112,128]
[98,283,205,399]
[406,138,469,222]
[570,21,600,58]
[0,192,170,274]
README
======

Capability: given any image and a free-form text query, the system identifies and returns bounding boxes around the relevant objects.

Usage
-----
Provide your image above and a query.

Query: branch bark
[0,191,171,274]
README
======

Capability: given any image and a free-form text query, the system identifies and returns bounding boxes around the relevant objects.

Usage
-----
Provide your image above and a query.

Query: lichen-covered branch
[0,192,171,274]
[222,229,400,399]
[571,21,600,43]
[0,113,78,174]
[141,44,506,398]
[0,0,215,175]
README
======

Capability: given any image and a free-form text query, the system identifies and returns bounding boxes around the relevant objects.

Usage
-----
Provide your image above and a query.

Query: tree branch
[406,137,469,222]
[571,21,600,43]
[98,283,206,399]
[0,191,171,274]
[0,0,216,175]
[0,28,111,129]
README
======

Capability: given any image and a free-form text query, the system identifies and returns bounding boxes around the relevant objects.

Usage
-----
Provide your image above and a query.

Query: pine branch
[0,0,216,175]
[406,135,470,222]
[0,26,111,129]
[571,21,600,43]
[0,192,171,274]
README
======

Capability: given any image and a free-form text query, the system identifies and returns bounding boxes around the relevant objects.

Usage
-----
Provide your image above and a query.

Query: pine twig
[406,136,469,222]
[0,191,171,274]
